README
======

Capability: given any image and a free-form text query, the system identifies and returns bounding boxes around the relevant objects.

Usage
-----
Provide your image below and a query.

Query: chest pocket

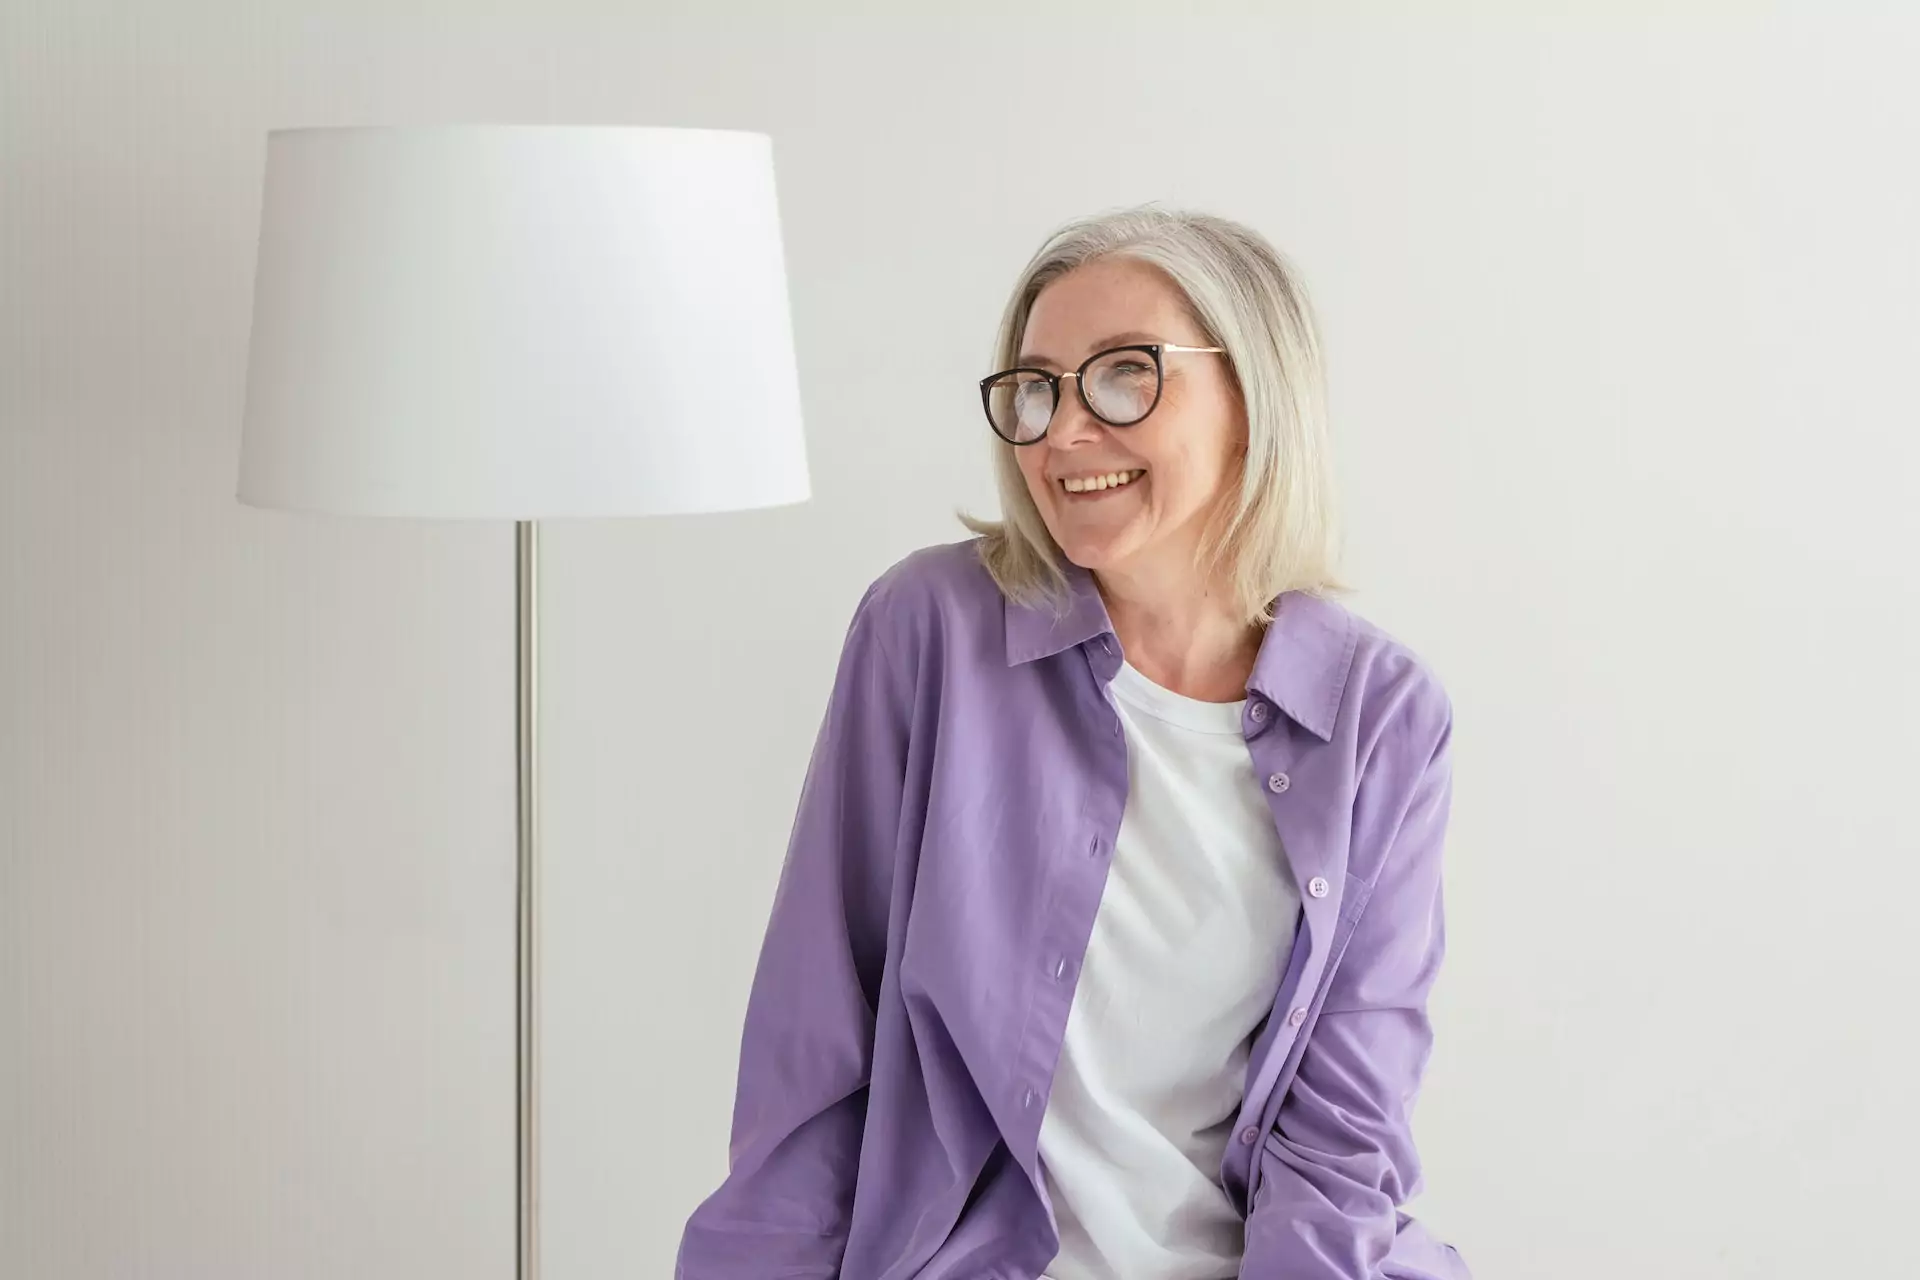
[1258,874,1377,1100]
[1310,870,1378,1008]
[1334,869,1375,941]
[1245,871,1383,1208]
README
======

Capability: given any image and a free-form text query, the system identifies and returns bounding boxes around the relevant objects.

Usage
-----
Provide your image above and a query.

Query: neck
[1093,551,1263,703]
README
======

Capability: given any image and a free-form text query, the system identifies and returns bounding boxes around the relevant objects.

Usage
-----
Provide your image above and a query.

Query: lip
[1048,465,1146,482]
[1055,469,1147,500]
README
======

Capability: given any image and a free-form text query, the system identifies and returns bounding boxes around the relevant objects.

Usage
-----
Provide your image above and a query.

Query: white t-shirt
[1038,659,1302,1280]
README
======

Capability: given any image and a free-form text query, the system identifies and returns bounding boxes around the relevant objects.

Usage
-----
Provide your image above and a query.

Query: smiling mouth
[1058,469,1145,495]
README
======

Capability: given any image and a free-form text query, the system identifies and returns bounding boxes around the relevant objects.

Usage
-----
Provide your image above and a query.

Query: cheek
[1015,453,1051,503]
[1138,446,1226,514]
[1150,418,1240,500]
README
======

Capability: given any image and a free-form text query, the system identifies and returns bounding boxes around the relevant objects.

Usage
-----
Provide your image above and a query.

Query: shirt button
[1239,1125,1260,1146]
[1308,876,1330,899]
[1249,701,1269,723]
[1288,1006,1308,1027]
[1024,1088,1037,1108]
[1052,957,1068,980]
[1267,771,1290,793]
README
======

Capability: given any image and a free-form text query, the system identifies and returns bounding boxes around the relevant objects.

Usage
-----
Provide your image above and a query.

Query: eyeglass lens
[985,349,1160,442]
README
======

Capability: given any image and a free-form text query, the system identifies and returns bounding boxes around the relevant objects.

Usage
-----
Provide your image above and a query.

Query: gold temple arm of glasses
[1048,344,1224,381]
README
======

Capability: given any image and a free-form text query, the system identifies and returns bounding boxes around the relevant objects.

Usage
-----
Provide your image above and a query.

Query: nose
[1046,372,1106,447]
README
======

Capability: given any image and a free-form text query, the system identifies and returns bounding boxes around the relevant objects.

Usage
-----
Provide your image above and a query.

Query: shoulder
[1310,598,1456,888]
[848,537,1002,659]
[1312,592,1453,765]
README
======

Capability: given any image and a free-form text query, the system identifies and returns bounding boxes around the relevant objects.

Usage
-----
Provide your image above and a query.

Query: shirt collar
[1003,558,1355,743]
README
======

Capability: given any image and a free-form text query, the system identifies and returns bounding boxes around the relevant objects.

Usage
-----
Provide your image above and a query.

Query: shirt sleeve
[676,580,911,1280]
[1240,682,1466,1280]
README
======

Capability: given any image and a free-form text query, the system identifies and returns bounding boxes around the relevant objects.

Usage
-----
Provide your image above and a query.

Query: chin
[1049,531,1139,575]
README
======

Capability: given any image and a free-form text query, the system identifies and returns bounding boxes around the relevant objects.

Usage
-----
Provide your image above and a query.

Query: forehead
[1021,257,1193,357]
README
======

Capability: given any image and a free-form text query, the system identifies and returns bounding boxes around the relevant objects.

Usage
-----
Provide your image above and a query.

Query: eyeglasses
[978,342,1226,445]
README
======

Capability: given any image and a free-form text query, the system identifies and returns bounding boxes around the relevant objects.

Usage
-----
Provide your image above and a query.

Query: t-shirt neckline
[1109,658,1247,735]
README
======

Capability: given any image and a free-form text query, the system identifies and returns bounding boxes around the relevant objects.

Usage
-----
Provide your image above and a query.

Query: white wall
[4,4,1916,1278]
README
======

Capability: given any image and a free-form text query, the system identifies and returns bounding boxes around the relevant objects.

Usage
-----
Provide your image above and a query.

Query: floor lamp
[234,125,811,1280]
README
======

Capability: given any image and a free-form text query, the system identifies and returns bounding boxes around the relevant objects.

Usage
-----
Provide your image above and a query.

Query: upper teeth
[1062,470,1144,493]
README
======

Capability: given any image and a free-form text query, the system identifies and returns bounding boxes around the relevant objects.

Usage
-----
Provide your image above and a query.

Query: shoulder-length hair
[960,204,1352,623]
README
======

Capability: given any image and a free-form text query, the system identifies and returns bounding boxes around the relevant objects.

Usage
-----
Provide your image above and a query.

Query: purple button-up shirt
[677,538,1468,1280]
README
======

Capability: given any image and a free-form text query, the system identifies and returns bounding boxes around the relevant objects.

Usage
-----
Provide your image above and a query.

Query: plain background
[4,3,1917,1277]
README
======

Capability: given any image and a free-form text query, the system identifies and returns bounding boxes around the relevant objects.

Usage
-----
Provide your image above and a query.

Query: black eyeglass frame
[977,342,1226,445]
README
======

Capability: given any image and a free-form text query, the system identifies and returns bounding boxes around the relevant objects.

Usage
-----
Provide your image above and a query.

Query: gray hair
[960,203,1351,623]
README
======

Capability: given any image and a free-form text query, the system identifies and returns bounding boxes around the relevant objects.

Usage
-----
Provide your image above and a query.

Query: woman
[677,206,1468,1280]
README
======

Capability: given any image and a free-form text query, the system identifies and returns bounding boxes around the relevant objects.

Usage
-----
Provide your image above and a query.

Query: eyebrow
[1014,331,1167,370]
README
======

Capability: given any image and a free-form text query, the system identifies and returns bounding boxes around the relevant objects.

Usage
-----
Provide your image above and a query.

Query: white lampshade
[237,125,810,519]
